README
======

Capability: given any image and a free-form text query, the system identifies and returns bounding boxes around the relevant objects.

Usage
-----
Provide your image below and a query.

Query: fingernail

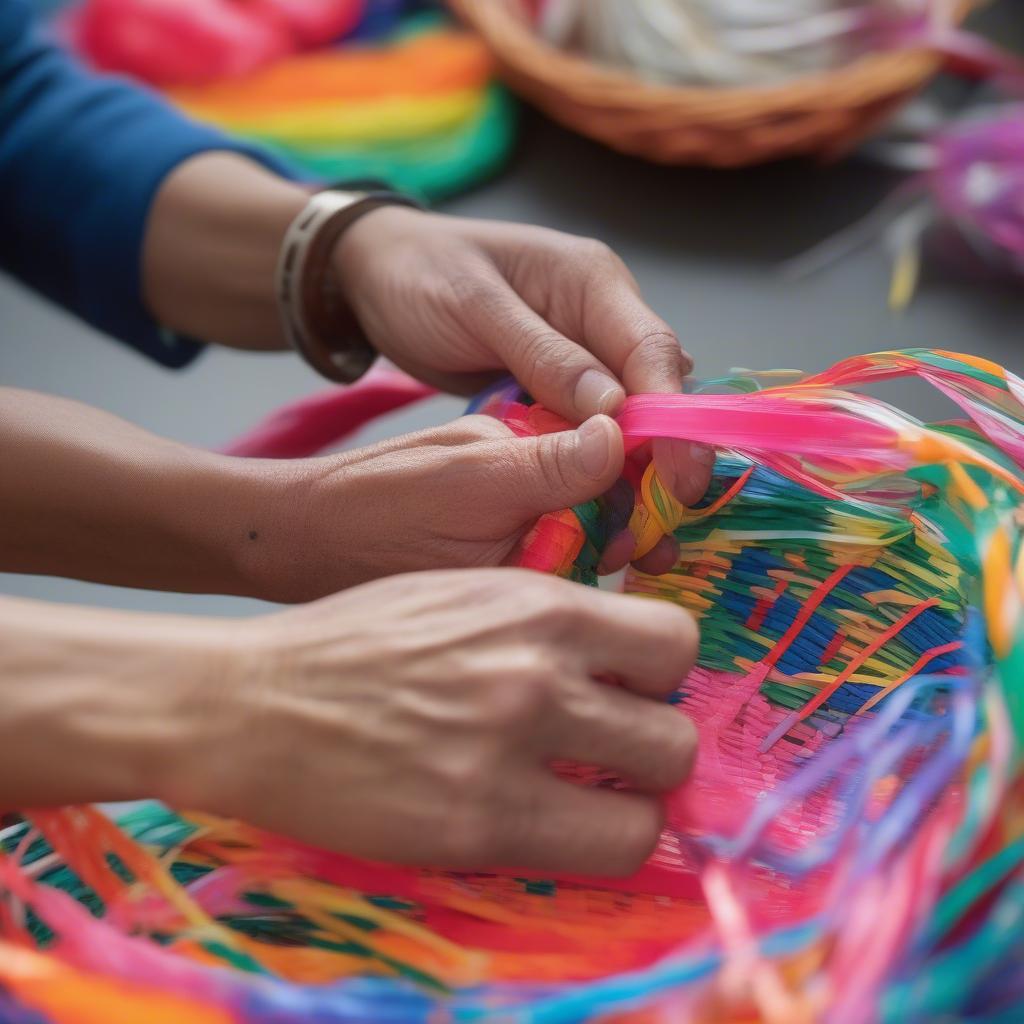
[577,416,614,478]
[575,370,624,417]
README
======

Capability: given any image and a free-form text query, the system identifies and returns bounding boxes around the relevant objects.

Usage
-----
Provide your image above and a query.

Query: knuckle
[477,442,522,485]
[640,604,699,695]
[522,578,586,635]
[460,415,515,443]
[644,591,687,630]
[487,659,556,726]
[661,604,700,672]
[417,276,466,318]
[428,417,512,452]
[677,345,696,376]
[608,801,664,875]
[445,263,499,308]
[433,748,483,792]
[518,322,568,373]
[672,713,699,779]
[515,673,557,717]
[645,708,698,789]
[576,236,616,266]
[533,433,579,497]
[619,330,688,391]
[635,330,686,372]
[554,677,608,728]
[678,606,700,657]
[499,567,562,604]
[474,447,543,516]
[435,447,495,497]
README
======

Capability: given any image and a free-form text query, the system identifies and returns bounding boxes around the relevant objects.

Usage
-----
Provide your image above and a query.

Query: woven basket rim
[449,0,946,113]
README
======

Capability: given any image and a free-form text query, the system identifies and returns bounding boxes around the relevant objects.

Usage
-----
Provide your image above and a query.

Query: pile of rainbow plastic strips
[67,3,516,202]
[166,14,516,201]
[2,349,1022,1023]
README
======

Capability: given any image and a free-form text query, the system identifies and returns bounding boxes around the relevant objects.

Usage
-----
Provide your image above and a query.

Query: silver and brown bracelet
[276,187,421,383]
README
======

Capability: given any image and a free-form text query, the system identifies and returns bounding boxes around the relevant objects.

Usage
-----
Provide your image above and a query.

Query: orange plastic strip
[794,598,941,724]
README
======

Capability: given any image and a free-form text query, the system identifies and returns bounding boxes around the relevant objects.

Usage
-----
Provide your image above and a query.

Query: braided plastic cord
[1,348,1022,1023]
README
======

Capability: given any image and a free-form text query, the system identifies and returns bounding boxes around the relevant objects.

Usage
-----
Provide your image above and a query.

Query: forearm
[0,388,306,597]
[0,594,227,808]
[0,5,297,365]
[143,152,309,351]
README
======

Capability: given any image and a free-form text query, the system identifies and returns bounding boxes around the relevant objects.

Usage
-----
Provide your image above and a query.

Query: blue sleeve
[0,0,298,368]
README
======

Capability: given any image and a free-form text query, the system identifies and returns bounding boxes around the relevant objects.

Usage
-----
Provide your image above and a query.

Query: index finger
[560,586,700,698]
[575,256,692,396]
[575,267,714,506]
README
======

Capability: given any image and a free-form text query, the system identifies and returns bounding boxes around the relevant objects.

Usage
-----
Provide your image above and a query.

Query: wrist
[227,454,352,604]
[144,614,252,814]
[0,598,239,809]
[332,205,428,333]
[233,451,416,603]
[145,152,310,351]
[280,191,422,382]
[104,445,310,601]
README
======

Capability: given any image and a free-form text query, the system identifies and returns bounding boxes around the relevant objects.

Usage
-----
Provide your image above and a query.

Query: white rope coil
[536,0,933,86]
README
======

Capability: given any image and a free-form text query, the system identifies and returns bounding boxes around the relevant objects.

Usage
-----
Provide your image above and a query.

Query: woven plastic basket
[3,349,1023,1023]
[447,0,960,166]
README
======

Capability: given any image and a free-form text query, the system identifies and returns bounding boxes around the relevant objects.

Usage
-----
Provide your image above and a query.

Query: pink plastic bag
[75,0,365,86]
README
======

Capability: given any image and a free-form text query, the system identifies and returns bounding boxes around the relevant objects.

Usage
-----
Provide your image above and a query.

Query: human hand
[332,207,713,512]
[259,411,682,603]
[170,569,698,875]
[0,385,670,608]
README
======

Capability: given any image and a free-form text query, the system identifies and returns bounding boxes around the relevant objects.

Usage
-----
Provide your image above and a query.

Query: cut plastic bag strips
[166,20,517,202]
[791,105,1024,308]
[67,10,517,204]
[5,349,1024,1022]
[257,86,518,204]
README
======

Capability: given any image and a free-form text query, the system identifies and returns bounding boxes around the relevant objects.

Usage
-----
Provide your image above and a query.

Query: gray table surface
[3,7,1023,617]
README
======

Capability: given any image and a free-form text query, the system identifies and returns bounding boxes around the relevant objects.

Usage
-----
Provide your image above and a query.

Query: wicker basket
[448,0,957,166]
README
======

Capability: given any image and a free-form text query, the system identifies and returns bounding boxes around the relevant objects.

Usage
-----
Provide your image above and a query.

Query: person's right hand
[170,568,699,876]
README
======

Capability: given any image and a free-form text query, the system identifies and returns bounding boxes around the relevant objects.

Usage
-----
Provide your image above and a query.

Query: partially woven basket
[447,0,958,166]
[3,349,1023,1023]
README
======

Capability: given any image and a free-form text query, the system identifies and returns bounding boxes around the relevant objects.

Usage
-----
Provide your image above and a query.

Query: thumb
[511,415,624,516]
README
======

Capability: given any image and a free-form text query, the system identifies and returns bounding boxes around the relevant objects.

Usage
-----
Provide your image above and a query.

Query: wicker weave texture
[449,0,953,166]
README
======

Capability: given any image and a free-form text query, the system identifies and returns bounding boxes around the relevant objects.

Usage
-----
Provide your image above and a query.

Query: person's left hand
[333,207,713,512]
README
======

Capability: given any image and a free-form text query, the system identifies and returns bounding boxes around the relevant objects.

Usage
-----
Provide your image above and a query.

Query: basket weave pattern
[448,0,952,166]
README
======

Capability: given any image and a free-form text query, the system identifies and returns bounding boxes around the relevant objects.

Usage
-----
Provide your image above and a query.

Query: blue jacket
[0,0,286,367]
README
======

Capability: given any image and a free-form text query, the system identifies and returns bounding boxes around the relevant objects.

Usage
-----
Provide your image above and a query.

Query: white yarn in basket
[536,0,929,86]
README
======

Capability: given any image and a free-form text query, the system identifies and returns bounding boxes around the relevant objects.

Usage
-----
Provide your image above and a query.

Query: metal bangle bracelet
[276,189,421,383]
